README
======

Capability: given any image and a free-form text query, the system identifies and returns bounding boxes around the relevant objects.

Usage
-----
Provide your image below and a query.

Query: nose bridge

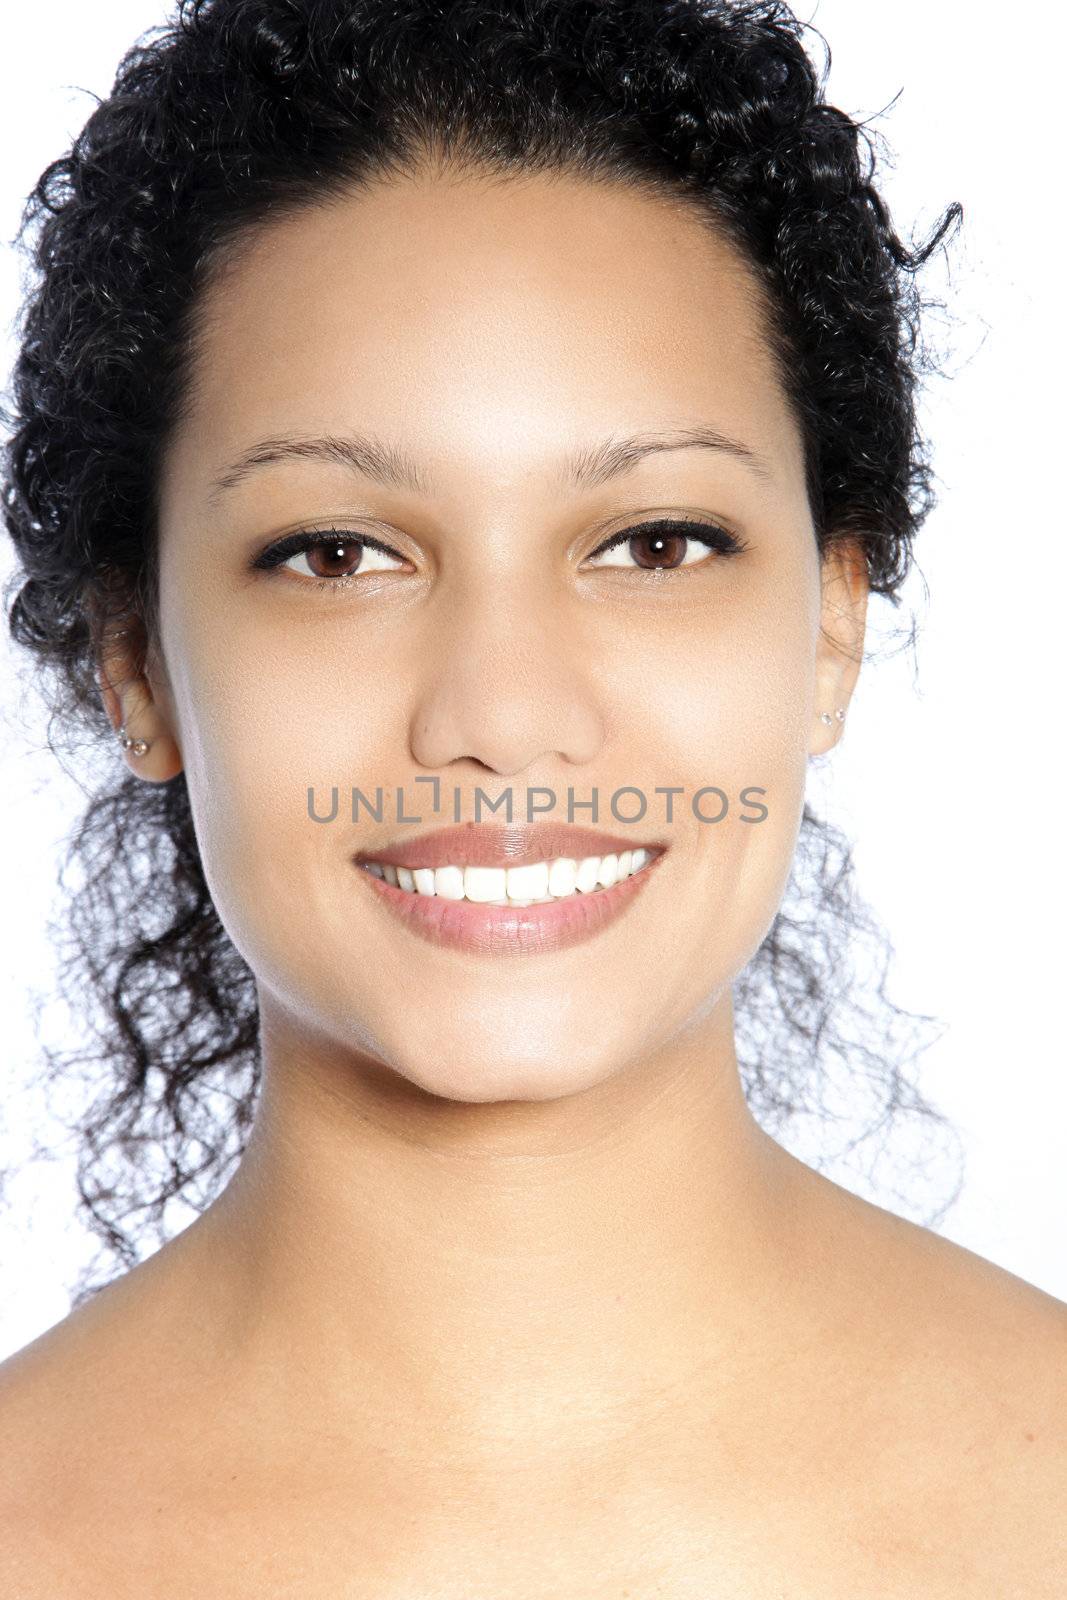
[443,514,576,679]
[450,554,555,671]
[410,560,603,775]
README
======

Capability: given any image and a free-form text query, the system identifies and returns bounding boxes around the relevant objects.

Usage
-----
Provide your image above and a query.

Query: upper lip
[354,822,667,871]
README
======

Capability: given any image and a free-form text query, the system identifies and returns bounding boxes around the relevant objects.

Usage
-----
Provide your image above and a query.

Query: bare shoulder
[0,1190,1064,1599]
[864,1188,1067,1408]
[0,1278,139,1593]
[0,1242,214,1598]
[817,1177,1067,1597]
[0,1312,101,1594]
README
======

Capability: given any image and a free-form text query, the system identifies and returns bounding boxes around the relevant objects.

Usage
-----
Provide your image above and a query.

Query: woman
[0,0,1063,1591]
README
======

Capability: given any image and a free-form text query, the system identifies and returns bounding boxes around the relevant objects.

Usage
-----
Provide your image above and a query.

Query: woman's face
[149,168,864,1102]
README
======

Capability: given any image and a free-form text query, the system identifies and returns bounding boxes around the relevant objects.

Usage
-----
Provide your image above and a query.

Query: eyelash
[250,517,750,590]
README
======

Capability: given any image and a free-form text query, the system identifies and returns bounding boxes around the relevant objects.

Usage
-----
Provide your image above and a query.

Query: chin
[391,1043,616,1107]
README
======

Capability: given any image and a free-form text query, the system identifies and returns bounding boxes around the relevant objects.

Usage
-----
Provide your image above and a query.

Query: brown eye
[627,529,689,569]
[586,518,747,571]
[252,530,408,583]
[298,537,365,579]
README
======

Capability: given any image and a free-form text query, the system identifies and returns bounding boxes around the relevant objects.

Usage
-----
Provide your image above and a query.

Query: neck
[182,990,823,1469]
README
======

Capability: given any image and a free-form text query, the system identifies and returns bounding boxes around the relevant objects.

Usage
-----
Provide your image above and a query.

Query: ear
[810,535,868,755]
[95,615,184,783]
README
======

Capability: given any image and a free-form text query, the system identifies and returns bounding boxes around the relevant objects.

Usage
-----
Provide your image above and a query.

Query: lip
[353,828,668,958]
[355,832,671,953]
[353,821,666,872]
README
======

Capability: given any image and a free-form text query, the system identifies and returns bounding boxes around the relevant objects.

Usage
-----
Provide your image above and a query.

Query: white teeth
[434,865,466,901]
[547,858,578,897]
[575,855,602,893]
[463,865,508,902]
[596,853,619,889]
[505,861,549,900]
[363,849,655,903]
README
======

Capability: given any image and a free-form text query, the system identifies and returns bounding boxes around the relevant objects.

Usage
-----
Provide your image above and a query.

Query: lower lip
[355,853,665,956]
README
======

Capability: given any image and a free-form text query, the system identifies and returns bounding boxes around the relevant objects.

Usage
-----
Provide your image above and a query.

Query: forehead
[166,170,803,504]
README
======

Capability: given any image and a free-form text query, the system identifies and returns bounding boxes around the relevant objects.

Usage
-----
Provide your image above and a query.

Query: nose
[409,583,605,778]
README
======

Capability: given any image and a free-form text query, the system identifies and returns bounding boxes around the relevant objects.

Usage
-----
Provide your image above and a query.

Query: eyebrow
[205,423,772,506]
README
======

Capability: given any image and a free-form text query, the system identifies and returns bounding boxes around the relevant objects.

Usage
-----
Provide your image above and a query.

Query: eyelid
[585,517,749,563]
[250,514,749,582]
[250,527,406,569]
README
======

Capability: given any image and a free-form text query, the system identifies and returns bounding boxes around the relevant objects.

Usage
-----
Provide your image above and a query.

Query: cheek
[624,559,814,802]
[624,574,815,983]
[159,592,402,968]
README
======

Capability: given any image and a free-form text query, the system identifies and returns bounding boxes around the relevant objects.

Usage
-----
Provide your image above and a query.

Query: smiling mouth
[358,847,656,905]
[353,842,666,957]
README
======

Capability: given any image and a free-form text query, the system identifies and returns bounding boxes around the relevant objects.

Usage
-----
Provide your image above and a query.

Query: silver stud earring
[118,724,150,757]
[820,707,847,726]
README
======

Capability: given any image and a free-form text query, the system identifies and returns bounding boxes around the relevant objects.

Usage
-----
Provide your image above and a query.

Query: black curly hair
[1,0,964,1307]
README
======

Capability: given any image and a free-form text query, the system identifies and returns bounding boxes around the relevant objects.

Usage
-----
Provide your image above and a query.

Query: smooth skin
[1,163,1064,1597]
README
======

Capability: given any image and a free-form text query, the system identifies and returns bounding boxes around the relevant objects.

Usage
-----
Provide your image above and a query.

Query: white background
[1,0,1064,1361]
